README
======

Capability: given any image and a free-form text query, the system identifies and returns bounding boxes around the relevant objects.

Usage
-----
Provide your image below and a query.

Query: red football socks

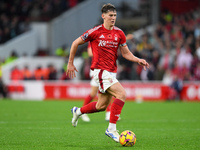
[106,103,111,112]
[109,99,125,124]
[83,95,93,106]
[80,102,98,114]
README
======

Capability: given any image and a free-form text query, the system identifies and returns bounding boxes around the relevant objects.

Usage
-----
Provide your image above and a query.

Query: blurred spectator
[173,39,183,56]
[196,41,200,60]
[194,23,200,39]
[60,57,70,80]
[129,63,140,80]
[48,64,57,80]
[162,69,173,86]
[34,66,44,80]
[22,66,33,80]
[10,66,23,81]
[158,42,175,70]
[190,54,199,76]
[162,69,177,100]
[140,66,148,81]
[60,71,70,80]
[146,62,155,80]
[176,44,193,69]
[30,3,41,21]
[170,75,183,100]
[135,33,153,60]
[42,66,50,80]
[171,24,184,42]
[151,50,160,68]
[55,44,69,57]
[5,51,18,64]
[34,49,49,56]
[118,64,130,80]
[0,64,7,98]
[118,55,133,80]
[0,78,7,98]
[180,63,190,80]
[194,62,200,80]
[140,62,155,81]
[80,57,90,80]
[10,16,21,39]
[154,64,165,80]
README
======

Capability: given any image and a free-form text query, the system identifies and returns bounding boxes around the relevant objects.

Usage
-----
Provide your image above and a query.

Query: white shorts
[89,69,98,87]
[93,69,118,93]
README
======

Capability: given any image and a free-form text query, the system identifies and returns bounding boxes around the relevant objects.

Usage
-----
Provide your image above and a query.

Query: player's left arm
[120,46,150,70]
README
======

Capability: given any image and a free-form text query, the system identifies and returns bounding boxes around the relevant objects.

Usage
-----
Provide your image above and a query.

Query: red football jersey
[81,24,127,72]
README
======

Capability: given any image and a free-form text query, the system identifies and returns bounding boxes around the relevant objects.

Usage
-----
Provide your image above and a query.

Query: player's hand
[138,59,150,71]
[66,62,78,78]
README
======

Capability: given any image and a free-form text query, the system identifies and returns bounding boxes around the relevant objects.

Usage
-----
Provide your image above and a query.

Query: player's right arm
[67,37,85,78]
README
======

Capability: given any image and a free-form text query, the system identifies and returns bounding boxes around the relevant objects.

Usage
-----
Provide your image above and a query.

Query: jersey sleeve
[81,28,96,42]
[119,31,127,47]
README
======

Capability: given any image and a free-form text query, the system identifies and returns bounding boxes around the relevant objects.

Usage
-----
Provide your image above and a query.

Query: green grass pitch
[0,99,200,150]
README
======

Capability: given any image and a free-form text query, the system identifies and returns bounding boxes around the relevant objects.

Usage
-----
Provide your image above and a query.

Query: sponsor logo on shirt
[98,40,118,48]
[98,40,107,46]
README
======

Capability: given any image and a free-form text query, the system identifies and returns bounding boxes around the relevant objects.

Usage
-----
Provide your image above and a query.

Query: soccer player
[67,3,150,143]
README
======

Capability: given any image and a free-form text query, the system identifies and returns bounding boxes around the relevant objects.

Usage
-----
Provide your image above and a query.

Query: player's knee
[90,92,96,98]
[116,90,126,102]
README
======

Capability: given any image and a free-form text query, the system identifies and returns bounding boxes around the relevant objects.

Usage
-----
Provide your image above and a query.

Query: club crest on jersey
[114,34,118,41]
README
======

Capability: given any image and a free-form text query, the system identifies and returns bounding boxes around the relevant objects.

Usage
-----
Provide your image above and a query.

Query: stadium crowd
[117,8,200,82]
[0,0,84,44]
[0,1,200,84]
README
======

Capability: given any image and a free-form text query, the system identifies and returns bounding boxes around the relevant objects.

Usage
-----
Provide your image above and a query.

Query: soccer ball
[119,130,136,147]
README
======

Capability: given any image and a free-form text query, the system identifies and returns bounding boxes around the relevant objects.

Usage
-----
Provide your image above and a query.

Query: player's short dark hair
[101,3,116,13]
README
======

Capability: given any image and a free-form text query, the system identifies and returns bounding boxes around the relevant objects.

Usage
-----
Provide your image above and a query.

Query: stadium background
[0,0,200,101]
[1,1,200,150]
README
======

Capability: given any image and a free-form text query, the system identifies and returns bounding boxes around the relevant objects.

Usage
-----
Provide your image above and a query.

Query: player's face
[102,10,117,27]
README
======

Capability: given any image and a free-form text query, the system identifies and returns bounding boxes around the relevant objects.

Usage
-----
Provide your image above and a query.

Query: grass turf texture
[0,100,200,150]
